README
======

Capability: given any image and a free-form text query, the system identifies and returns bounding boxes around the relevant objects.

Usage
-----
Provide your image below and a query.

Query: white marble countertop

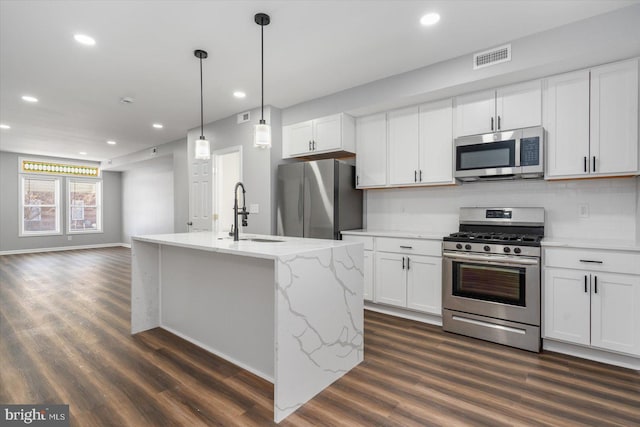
[542,237,640,252]
[132,232,361,260]
[341,229,450,240]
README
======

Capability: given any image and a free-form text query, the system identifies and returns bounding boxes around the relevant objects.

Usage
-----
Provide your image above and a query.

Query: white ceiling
[1,0,637,162]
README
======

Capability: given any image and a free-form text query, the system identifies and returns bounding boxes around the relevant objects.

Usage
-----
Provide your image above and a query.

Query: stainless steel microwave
[454,126,544,182]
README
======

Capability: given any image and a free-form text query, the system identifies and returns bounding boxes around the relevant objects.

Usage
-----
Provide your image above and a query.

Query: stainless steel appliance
[277,159,362,240]
[455,126,544,182]
[442,207,545,352]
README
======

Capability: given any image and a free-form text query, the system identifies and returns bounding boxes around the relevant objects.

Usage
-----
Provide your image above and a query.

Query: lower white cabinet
[342,233,442,314]
[544,254,640,357]
[375,251,441,315]
[363,250,373,301]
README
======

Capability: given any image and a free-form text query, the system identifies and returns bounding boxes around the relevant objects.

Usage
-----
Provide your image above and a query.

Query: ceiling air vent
[237,111,251,124]
[473,44,511,70]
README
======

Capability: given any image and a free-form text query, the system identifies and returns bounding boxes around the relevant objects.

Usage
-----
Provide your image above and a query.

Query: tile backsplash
[366,177,639,242]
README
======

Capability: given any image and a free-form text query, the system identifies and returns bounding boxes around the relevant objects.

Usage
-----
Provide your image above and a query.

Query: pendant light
[194,49,211,159]
[254,13,271,149]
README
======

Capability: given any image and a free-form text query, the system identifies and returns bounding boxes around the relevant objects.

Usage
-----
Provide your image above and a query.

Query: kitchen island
[130,232,364,423]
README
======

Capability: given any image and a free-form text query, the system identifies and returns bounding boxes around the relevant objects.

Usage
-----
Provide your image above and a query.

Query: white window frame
[19,175,62,237]
[67,178,103,234]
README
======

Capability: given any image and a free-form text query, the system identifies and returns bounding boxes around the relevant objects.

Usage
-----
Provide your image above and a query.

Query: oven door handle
[443,251,540,266]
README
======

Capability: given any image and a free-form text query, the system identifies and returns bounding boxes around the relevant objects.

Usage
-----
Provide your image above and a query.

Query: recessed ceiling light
[233,91,246,99]
[152,123,163,129]
[107,140,117,145]
[74,34,96,46]
[420,12,440,26]
[79,151,87,155]
[0,124,10,130]
[21,95,38,103]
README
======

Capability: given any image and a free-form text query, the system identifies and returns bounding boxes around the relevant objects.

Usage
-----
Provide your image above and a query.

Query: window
[67,179,102,233]
[20,176,61,236]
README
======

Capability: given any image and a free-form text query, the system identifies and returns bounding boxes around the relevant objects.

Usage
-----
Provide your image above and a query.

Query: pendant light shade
[194,49,210,160]
[254,13,271,149]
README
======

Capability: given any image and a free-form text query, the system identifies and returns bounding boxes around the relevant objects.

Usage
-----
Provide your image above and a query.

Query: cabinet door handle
[356,175,359,186]
[497,115,501,130]
[593,156,596,172]
[400,245,413,249]
[594,275,598,294]
[584,275,588,293]
[187,221,193,226]
[579,259,603,264]
[309,140,312,151]
[419,170,422,182]
[402,257,405,270]
[313,140,316,150]
[407,257,410,270]
[414,170,417,182]
[491,117,494,131]
[583,156,587,173]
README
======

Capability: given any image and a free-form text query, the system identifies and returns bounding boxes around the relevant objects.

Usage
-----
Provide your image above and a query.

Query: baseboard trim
[0,243,130,256]
[365,302,443,327]
[543,339,640,370]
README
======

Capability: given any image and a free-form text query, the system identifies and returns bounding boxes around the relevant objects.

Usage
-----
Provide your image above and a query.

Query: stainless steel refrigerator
[277,159,363,240]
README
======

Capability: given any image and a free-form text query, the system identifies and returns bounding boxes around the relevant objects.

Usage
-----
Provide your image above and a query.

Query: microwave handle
[490,117,494,131]
[514,138,521,167]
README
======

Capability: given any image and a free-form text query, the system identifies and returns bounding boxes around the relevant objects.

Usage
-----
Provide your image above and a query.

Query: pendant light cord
[261,21,264,122]
[199,56,204,137]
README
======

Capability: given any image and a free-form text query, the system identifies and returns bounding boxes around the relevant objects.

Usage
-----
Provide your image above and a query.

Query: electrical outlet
[578,203,589,219]
[249,204,259,214]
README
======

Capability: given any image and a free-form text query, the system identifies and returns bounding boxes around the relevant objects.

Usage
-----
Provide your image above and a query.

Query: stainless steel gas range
[442,207,545,352]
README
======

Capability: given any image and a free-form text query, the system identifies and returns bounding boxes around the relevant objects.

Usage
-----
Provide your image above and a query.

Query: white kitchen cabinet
[342,234,374,302]
[419,99,454,184]
[543,246,640,357]
[544,59,639,179]
[363,250,373,301]
[590,60,639,176]
[455,80,541,137]
[387,100,454,186]
[355,113,387,188]
[544,268,591,345]
[375,252,407,307]
[591,272,640,356]
[374,239,442,315]
[388,106,420,185]
[543,70,591,177]
[406,254,442,314]
[283,113,355,159]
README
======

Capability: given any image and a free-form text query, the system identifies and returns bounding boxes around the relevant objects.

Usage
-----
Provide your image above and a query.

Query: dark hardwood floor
[1,247,639,426]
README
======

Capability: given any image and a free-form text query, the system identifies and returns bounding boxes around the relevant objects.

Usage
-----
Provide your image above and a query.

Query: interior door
[303,160,335,239]
[276,163,304,237]
[213,147,242,235]
[188,139,212,232]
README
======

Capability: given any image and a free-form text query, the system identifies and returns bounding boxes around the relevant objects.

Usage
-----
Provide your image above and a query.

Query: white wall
[121,156,174,244]
[187,106,284,235]
[366,178,638,241]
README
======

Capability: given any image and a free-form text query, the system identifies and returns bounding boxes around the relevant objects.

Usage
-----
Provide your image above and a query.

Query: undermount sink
[218,237,284,243]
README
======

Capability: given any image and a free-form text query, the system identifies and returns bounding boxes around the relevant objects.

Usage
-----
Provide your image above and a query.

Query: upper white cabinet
[283,113,355,159]
[388,106,420,185]
[355,113,387,188]
[419,99,454,184]
[544,59,639,179]
[387,99,454,186]
[455,80,542,137]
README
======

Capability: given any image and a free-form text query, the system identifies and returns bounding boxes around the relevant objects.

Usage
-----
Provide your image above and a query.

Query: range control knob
[484,245,491,252]
[514,247,521,254]
[456,243,463,250]
[503,247,511,253]
[465,244,472,250]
